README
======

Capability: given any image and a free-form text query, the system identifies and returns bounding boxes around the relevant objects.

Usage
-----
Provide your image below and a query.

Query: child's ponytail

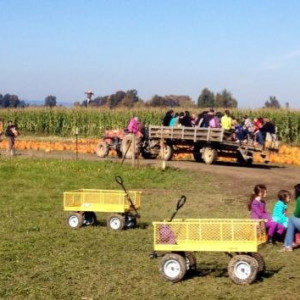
[248,184,267,211]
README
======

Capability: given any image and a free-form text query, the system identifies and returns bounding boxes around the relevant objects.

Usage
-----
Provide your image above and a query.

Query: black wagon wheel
[66,212,84,229]
[185,252,197,272]
[83,212,97,226]
[250,253,265,273]
[227,254,258,285]
[160,253,187,282]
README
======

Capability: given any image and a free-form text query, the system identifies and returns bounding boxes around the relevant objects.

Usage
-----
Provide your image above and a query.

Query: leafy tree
[121,89,139,107]
[45,95,57,107]
[215,89,238,108]
[264,96,280,109]
[9,95,20,107]
[0,94,3,107]
[2,94,11,108]
[197,88,215,107]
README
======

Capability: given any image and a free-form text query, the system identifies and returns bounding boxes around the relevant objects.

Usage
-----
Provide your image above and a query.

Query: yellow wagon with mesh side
[64,189,141,230]
[152,218,267,285]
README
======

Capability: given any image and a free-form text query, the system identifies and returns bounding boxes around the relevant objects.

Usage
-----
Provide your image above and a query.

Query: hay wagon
[142,126,278,165]
[151,218,267,284]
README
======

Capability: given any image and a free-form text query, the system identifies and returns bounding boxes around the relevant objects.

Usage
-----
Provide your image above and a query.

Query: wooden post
[75,127,79,160]
[132,134,136,167]
[161,138,166,170]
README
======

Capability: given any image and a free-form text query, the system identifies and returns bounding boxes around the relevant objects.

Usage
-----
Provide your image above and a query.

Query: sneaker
[280,246,293,252]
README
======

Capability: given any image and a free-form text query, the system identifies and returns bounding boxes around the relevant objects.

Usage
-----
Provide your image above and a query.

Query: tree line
[0,89,287,109]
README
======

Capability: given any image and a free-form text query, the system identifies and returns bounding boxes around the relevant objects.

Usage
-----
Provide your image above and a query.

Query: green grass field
[0,158,299,299]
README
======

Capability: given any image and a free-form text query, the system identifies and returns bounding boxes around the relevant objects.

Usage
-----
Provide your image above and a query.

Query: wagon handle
[115,175,140,218]
[169,195,187,222]
[115,175,124,188]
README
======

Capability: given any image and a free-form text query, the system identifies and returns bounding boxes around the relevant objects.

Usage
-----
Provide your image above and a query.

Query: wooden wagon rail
[149,126,224,143]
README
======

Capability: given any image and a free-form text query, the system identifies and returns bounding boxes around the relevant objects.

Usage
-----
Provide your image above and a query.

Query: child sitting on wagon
[248,184,285,244]
[272,190,291,232]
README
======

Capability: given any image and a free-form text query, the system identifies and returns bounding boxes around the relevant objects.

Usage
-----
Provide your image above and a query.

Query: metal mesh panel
[63,190,141,211]
[154,219,267,250]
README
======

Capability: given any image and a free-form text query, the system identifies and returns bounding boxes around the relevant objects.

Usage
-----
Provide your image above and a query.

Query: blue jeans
[256,131,264,145]
[284,216,300,247]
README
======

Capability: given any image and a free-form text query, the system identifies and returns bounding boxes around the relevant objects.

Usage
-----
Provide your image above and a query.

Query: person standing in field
[0,118,4,142]
[5,121,18,156]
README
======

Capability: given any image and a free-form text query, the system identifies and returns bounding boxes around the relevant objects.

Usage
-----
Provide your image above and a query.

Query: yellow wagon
[64,177,141,230]
[150,198,267,284]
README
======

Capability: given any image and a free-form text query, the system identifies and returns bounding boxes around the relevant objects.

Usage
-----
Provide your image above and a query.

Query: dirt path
[2,149,299,196]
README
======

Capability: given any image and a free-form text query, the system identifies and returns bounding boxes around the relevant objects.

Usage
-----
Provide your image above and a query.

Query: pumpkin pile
[0,138,299,166]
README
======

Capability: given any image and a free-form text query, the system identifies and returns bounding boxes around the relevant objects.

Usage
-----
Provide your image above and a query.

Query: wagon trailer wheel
[107,214,125,230]
[160,143,174,161]
[202,147,217,164]
[96,141,109,158]
[227,254,258,285]
[250,253,265,273]
[66,212,84,229]
[159,253,187,282]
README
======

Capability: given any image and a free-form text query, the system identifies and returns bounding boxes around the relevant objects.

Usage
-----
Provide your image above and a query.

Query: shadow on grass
[183,265,283,282]
[93,220,150,230]
[211,161,284,170]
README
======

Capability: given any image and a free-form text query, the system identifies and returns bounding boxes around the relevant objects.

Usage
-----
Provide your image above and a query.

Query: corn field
[0,107,299,143]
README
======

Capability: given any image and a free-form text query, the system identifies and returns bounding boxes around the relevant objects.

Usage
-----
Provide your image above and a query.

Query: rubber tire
[83,212,97,226]
[193,144,203,162]
[96,141,109,158]
[228,254,258,285]
[107,214,125,231]
[202,147,217,165]
[121,134,139,159]
[185,252,197,272]
[250,253,265,273]
[66,212,84,229]
[160,253,187,283]
[141,148,159,159]
[160,144,173,161]
[125,214,137,229]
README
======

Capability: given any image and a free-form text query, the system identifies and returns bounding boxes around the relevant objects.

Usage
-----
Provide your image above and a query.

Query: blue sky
[1,0,299,108]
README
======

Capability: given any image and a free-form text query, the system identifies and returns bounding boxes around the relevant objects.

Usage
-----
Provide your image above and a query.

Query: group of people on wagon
[162,109,276,146]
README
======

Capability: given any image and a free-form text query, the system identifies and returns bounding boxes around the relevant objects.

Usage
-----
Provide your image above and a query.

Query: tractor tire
[250,253,265,273]
[66,212,84,229]
[185,252,197,272]
[193,144,203,162]
[160,253,187,282]
[83,212,97,226]
[227,254,258,285]
[121,134,139,159]
[107,214,125,231]
[96,141,109,158]
[141,148,159,159]
[202,147,217,165]
[160,144,173,161]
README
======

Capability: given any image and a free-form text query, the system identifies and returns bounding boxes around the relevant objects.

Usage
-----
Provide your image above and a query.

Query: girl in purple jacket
[248,184,285,243]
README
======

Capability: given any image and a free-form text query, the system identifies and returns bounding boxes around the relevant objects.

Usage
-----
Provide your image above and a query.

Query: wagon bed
[64,189,141,213]
[153,219,267,252]
[148,126,266,151]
